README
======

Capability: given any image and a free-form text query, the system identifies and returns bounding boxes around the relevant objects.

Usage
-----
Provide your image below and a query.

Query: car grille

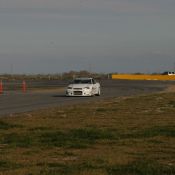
[74,91,82,95]
[73,88,82,90]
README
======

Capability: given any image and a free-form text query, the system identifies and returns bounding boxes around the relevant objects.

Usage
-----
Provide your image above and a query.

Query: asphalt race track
[0,80,175,116]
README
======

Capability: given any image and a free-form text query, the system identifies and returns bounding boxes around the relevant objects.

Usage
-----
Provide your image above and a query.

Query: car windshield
[73,79,92,84]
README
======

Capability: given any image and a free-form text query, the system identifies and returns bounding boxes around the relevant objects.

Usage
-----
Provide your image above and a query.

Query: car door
[92,79,98,94]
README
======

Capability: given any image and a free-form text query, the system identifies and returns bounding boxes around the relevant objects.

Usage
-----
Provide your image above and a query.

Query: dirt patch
[165,85,175,92]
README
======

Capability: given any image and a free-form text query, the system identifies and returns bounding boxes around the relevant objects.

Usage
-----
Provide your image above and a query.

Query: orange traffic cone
[0,81,3,94]
[22,80,27,93]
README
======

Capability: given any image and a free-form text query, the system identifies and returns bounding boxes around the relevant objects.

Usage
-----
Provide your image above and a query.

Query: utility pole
[88,63,92,75]
[10,63,14,75]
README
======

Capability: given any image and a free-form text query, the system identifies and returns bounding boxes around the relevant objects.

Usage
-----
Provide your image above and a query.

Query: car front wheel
[96,88,101,96]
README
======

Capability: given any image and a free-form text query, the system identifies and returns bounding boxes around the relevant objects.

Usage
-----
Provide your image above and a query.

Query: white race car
[66,78,101,96]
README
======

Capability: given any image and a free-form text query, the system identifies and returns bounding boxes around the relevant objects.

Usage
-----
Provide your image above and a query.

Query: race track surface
[0,80,174,116]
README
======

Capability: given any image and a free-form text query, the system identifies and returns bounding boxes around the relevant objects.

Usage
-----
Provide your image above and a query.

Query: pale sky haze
[0,0,175,73]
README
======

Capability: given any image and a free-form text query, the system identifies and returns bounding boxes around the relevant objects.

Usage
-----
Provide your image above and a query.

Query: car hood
[68,84,93,89]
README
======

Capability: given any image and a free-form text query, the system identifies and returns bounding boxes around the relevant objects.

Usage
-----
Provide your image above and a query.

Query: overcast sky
[0,0,175,74]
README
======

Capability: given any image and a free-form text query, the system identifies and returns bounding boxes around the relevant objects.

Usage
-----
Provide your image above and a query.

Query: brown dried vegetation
[0,92,175,174]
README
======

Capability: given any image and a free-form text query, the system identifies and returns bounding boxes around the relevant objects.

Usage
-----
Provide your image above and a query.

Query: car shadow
[52,94,67,97]
[52,94,93,98]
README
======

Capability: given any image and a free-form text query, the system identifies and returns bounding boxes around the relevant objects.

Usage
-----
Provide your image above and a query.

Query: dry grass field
[0,92,175,175]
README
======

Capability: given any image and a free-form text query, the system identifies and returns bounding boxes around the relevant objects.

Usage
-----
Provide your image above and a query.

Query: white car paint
[66,78,101,96]
[168,72,175,76]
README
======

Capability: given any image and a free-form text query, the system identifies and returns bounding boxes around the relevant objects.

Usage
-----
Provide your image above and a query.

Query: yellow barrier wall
[112,74,175,81]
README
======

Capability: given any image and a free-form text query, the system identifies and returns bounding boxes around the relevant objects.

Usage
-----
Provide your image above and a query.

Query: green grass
[107,160,175,175]
[168,100,175,108]
[0,160,22,171]
[96,108,118,112]
[36,161,106,175]
[1,128,116,148]
[1,133,35,147]
[30,160,175,175]
[125,126,175,139]
[0,120,21,130]
[1,125,175,149]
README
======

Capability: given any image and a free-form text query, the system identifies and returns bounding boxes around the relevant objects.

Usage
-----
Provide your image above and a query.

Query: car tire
[96,88,101,96]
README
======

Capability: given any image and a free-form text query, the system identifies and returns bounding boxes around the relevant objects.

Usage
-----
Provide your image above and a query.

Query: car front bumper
[66,89,92,96]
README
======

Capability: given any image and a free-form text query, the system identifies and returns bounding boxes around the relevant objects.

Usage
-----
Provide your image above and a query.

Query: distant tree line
[0,70,111,80]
